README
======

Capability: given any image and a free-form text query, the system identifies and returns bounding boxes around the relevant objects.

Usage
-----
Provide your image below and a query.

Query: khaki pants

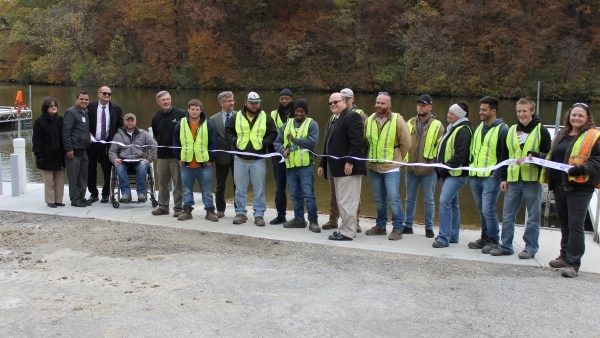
[157,158,183,212]
[333,175,362,238]
[42,170,64,204]
[328,177,361,225]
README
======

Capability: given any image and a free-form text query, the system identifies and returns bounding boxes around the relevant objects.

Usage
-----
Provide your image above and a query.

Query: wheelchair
[109,159,158,209]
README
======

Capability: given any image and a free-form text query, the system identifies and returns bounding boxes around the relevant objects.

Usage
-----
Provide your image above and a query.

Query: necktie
[101,106,107,141]
[225,113,230,124]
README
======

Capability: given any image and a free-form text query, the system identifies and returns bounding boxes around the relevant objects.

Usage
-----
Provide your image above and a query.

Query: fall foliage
[1,0,600,100]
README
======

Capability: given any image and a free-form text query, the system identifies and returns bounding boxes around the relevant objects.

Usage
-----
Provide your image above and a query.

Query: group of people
[31,86,600,278]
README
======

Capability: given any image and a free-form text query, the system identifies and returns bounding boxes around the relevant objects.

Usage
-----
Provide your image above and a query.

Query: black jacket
[87,101,123,141]
[319,108,367,178]
[436,120,473,178]
[32,113,65,171]
[151,106,186,159]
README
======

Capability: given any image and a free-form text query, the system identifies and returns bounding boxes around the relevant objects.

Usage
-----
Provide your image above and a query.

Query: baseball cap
[416,94,433,105]
[247,91,262,103]
[340,88,354,98]
[124,113,136,120]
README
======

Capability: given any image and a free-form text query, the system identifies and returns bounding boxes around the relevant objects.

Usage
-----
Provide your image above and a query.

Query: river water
[1,85,591,228]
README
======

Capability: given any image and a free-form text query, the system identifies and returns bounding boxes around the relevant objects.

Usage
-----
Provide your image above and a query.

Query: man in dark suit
[317,92,367,241]
[209,91,237,218]
[87,86,123,203]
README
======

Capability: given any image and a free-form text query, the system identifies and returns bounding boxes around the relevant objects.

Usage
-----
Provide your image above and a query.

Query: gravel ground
[1,211,599,338]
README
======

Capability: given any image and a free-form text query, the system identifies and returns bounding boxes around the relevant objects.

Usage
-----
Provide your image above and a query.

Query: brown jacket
[406,114,445,176]
[365,110,411,172]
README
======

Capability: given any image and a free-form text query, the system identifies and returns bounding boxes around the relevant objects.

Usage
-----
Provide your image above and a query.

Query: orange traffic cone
[15,91,23,103]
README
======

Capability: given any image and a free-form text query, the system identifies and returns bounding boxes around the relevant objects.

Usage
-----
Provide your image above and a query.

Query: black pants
[553,185,593,271]
[87,142,112,198]
[271,157,287,217]
[215,161,236,212]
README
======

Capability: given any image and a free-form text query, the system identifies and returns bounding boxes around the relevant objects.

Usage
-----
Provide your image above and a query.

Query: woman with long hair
[32,97,65,207]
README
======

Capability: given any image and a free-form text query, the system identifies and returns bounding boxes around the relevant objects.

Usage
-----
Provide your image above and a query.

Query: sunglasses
[328,100,342,106]
[48,104,58,108]
[100,92,112,96]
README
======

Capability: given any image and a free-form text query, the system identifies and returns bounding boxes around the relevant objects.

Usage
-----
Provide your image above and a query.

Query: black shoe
[56,203,65,207]
[100,196,109,203]
[270,216,287,225]
[328,231,353,241]
[47,203,57,208]
[83,198,93,206]
[402,227,414,234]
[283,218,307,228]
[425,229,435,238]
[88,195,99,203]
[71,200,86,207]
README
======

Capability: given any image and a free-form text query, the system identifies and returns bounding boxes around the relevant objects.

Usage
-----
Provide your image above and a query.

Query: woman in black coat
[32,97,65,207]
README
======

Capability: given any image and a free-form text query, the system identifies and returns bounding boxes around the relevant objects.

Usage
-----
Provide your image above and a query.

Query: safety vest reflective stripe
[569,129,600,183]
[445,125,470,176]
[179,119,209,163]
[235,110,266,150]
[271,110,286,128]
[405,118,442,162]
[282,118,312,168]
[469,123,504,177]
[506,124,541,182]
[365,113,399,163]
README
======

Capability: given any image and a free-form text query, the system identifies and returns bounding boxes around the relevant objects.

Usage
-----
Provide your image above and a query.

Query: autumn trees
[0,0,600,99]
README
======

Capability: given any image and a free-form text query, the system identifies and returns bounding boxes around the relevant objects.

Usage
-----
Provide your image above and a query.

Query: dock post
[554,102,562,137]
[0,154,3,195]
[11,154,19,196]
[13,138,27,193]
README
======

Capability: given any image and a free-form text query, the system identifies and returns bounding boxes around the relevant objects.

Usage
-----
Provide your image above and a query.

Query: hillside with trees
[0,0,599,99]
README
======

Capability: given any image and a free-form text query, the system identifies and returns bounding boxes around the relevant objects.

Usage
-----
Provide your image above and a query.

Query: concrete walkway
[2,182,599,274]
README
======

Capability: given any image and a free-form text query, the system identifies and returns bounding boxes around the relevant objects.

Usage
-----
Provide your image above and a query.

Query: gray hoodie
[109,128,157,163]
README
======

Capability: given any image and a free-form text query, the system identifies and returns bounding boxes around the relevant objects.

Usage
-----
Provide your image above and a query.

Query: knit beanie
[295,99,309,115]
[279,88,293,97]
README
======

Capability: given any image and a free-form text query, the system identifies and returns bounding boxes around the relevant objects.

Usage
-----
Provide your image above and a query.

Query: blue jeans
[369,170,404,232]
[435,176,468,246]
[405,171,437,230]
[234,156,267,217]
[115,160,149,196]
[287,165,318,220]
[500,181,542,253]
[271,157,288,217]
[469,176,502,240]
[180,165,214,210]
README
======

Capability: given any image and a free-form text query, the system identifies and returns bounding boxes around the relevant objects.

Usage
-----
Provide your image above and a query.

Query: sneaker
[357,224,362,233]
[481,241,499,254]
[216,211,225,218]
[205,206,219,222]
[233,214,247,224]
[177,206,193,221]
[308,218,321,233]
[173,210,183,218]
[255,217,266,227]
[549,257,567,268]
[490,247,514,256]
[425,229,435,238]
[269,216,287,225]
[402,227,414,234]
[468,234,489,249]
[388,230,403,241]
[365,226,387,236]
[119,194,132,203]
[561,266,578,278]
[322,220,338,230]
[518,250,535,259]
[432,241,447,248]
[283,218,307,228]
[138,194,147,203]
[151,208,169,216]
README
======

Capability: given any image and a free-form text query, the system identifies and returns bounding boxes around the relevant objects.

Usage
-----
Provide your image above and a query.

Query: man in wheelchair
[108,113,157,203]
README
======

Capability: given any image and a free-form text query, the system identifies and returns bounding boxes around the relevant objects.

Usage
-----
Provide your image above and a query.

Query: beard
[246,105,262,114]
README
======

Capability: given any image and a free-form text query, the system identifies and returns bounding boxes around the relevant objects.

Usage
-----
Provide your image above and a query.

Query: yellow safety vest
[405,118,442,162]
[271,110,287,129]
[235,110,267,150]
[444,125,471,176]
[469,123,505,177]
[282,118,313,168]
[179,119,209,163]
[506,124,541,182]
[365,113,399,163]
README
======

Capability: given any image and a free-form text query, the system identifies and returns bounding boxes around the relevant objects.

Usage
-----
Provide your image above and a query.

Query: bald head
[329,92,346,115]
[98,86,112,104]
[375,93,392,115]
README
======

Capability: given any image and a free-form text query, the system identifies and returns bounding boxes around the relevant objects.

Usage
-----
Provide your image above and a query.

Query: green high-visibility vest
[469,122,505,177]
[235,110,267,150]
[445,125,472,176]
[365,113,399,163]
[271,110,287,129]
[405,118,442,162]
[506,124,541,182]
[179,119,209,163]
[282,118,313,168]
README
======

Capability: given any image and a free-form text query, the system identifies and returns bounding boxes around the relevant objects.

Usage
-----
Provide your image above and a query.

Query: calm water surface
[1,85,582,227]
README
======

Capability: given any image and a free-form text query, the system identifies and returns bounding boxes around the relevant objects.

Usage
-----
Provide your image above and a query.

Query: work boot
[152,208,169,216]
[468,234,489,249]
[549,257,567,268]
[365,226,387,236]
[283,218,307,228]
[173,209,183,218]
[270,216,287,225]
[177,206,193,221]
[481,239,499,254]
[138,193,147,203]
[255,217,266,227]
[322,220,338,230]
[119,194,132,203]
[233,214,247,224]
[216,211,225,218]
[309,218,321,233]
[205,206,219,222]
[388,230,403,241]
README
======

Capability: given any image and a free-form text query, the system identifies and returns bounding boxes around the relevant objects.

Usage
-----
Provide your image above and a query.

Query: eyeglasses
[328,100,342,106]
[224,99,234,103]
[100,92,112,96]
[48,104,57,108]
